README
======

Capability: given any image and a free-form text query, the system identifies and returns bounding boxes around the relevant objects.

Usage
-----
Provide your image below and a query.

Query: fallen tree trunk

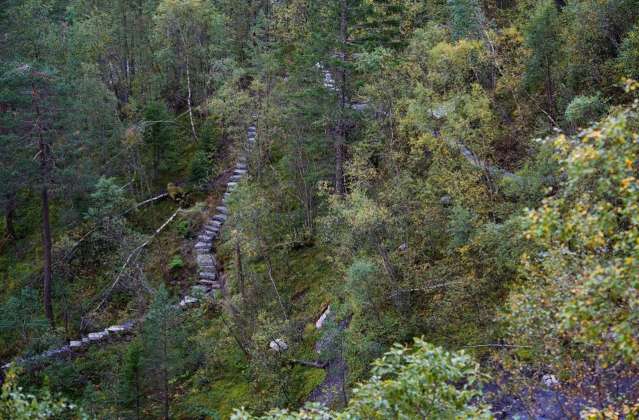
[90,208,181,316]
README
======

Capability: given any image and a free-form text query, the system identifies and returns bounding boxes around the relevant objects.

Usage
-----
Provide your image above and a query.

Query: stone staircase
[2,124,256,372]
[181,123,254,305]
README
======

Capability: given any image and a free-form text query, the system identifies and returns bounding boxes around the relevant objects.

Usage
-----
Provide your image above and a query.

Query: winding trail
[1,124,256,376]
[306,316,350,408]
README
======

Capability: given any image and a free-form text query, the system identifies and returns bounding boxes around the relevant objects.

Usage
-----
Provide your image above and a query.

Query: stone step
[195,242,211,250]
[191,285,209,294]
[229,175,242,183]
[216,206,229,214]
[197,254,216,267]
[180,296,198,307]
[67,340,81,348]
[212,214,227,223]
[200,271,217,281]
[233,169,247,175]
[236,163,248,170]
[88,331,107,341]
[208,220,222,228]
[199,279,222,288]
[107,325,126,333]
[197,235,213,243]
[202,228,218,236]
[227,182,238,190]
[204,226,219,233]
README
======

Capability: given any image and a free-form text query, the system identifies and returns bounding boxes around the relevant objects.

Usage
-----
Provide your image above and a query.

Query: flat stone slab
[195,242,211,250]
[69,340,83,348]
[197,254,216,267]
[216,206,228,214]
[212,214,227,222]
[198,279,221,288]
[191,285,209,294]
[200,271,217,280]
[180,296,198,306]
[88,332,106,341]
[107,325,126,333]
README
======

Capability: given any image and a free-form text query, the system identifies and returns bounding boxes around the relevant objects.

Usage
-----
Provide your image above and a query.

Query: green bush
[189,150,211,184]
[564,94,607,127]
[232,339,491,419]
[505,101,639,367]
[168,255,184,270]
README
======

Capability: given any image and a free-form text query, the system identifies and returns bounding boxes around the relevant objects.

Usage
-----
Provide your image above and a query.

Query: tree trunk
[4,193,17,241]
[266,255,288,321]
[377,242,403,311]
[162,318,170,420]
[235,241,245,301]
[334,128,345,196]
[544,56,557,121]
[135,369,141,420]
[41,158,54,327]
[334,0,348,197]
[185,54,198,142]
[33,83,54,327]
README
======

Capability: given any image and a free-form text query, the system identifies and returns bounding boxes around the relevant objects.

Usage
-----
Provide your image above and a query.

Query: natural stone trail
[1,124,256,375]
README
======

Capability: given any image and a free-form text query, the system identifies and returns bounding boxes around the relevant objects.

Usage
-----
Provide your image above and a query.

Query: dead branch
[90,208,181,316]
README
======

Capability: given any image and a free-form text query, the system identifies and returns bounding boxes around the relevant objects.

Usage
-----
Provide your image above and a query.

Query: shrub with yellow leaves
[503,99,639,400]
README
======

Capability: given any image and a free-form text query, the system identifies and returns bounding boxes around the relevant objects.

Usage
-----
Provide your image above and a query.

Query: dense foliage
[2,0,639,418]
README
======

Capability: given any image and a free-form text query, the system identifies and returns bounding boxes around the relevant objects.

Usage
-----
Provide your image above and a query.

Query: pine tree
[141,286,187,419]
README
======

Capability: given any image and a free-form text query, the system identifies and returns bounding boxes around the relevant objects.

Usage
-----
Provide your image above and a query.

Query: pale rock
[107,325,125,333]
[542,374,559,387]
[269,339,288,352]
[180,296,198,307]
[315,306,331,329]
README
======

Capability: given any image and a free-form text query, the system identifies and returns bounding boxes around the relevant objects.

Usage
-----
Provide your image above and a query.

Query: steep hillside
[2,1,639,418]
